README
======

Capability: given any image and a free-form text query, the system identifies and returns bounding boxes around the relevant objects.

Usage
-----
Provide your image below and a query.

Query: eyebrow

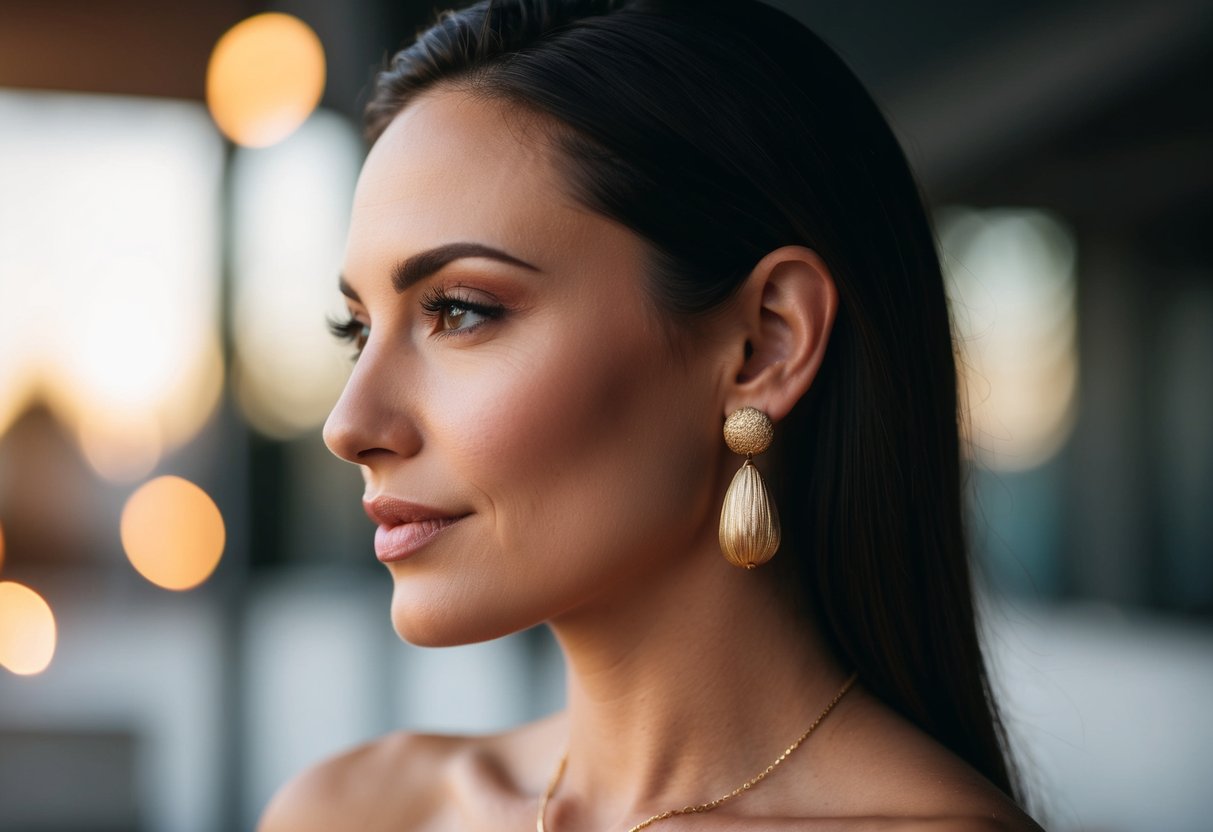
[338,242,540,302]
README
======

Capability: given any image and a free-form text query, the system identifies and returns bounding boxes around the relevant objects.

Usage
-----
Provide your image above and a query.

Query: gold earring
[718,407,781,569]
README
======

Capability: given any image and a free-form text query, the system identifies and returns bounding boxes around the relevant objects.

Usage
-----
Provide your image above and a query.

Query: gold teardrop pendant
[718,458,781,569]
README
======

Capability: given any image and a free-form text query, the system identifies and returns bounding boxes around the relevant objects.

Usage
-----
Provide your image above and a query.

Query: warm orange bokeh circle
[0,581,57,675]
[121,475,226,591]
[206,12,326,148]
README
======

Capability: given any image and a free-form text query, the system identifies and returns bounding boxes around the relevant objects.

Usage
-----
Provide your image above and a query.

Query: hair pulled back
[366,0,1020,803]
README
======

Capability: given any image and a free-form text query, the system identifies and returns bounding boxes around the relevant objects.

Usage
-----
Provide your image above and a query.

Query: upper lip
[363,495,466,528]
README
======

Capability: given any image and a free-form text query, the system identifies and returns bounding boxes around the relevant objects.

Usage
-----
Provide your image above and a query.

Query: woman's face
[324,89,729,646]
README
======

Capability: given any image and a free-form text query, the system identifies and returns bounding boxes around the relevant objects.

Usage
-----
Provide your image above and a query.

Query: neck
[544,527,849,830]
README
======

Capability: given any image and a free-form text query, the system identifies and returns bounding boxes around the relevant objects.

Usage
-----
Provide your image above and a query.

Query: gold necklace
[536,671,858,832]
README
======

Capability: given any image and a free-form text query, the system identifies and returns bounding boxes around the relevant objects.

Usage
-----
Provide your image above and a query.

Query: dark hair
[366,0,1021,804]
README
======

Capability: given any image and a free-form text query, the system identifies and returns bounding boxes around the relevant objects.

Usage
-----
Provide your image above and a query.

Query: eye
[326,313,370,361]
[433,302,484,332]
[419,286,505,337]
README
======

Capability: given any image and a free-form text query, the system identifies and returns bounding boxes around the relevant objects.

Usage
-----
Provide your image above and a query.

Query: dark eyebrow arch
[337,242,540,302]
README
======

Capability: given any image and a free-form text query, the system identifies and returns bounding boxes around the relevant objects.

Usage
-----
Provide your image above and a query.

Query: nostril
[355,446,395,462]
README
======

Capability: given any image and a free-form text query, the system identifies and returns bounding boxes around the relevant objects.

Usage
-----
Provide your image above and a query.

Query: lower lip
[374,516,467,563]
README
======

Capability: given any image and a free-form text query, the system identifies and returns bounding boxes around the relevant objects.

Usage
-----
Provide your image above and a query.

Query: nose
[322,354,422,465]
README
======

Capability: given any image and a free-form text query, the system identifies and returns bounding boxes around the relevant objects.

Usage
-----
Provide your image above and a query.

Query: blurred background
[0,0,1210,829]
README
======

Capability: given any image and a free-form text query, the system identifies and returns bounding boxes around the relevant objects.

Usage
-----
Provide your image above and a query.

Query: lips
[363,496,468,563]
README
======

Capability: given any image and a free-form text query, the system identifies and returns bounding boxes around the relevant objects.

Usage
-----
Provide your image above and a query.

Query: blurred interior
[0,0,1210,829]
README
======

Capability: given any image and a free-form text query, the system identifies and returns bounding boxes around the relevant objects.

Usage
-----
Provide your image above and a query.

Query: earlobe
[724,245,838,422]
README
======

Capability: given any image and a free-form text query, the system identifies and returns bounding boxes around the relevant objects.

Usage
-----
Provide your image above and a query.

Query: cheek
[434,310,717,586]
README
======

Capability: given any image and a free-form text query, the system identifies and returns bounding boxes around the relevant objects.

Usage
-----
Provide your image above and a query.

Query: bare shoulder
[823,818,1036,832]
[856,816,1038,831]
[256,730,463,832]
[800,687,1045,832]
[256,712,568,832]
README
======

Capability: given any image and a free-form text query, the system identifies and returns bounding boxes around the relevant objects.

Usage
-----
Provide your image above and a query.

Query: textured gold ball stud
[718,406,781,569]
[723,406,774,456]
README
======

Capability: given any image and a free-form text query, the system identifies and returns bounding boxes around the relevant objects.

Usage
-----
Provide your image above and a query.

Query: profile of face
[323,89,734,647]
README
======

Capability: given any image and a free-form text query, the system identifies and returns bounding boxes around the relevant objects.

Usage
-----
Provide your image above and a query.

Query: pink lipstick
[364,496,468,563]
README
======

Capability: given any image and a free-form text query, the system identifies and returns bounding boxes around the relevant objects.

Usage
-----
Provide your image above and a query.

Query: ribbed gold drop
[718,458,780,568]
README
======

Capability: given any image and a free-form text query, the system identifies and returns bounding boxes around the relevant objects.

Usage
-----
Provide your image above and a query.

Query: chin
[387,582,541,648]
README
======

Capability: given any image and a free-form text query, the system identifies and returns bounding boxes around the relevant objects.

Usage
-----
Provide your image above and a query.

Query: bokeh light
[229,110,363,438]
[0,364,35,442]
[120,476,226,591]
[206,13,326,148]
[0,581,57,675]
[939,206,1079,471]
[0,90,225,480]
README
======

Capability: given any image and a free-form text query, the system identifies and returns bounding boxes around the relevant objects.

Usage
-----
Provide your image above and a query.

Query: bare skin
[258,87,1044,832]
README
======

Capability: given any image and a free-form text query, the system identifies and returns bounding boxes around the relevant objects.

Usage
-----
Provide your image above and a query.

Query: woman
[261,0,1045,829]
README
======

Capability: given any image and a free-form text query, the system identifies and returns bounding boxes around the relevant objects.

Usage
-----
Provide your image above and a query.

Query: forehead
[346,89,590,275]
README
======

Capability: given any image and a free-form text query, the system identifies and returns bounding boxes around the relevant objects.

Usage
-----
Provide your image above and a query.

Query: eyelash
[418,285,506,336]
[326,286,506,360]
[326,314,369,361]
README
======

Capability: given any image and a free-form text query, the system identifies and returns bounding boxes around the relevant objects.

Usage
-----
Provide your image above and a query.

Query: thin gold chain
[536,671,858,832]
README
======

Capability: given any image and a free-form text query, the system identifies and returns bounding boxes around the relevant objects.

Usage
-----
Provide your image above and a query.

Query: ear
[720,245,838,423]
